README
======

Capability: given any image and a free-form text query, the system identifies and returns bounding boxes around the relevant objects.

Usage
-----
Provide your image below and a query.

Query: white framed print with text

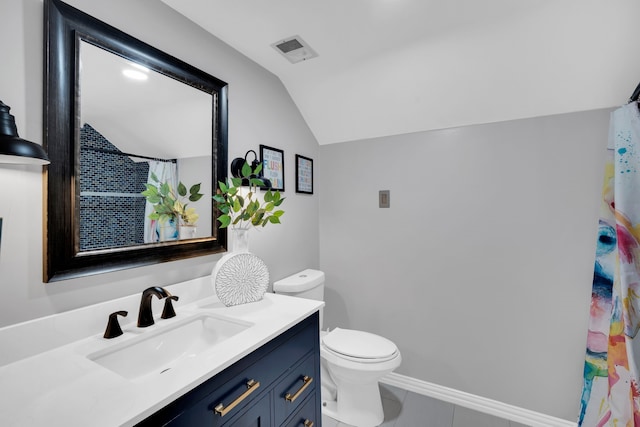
[295,154,313,194]
[260,145,285,191]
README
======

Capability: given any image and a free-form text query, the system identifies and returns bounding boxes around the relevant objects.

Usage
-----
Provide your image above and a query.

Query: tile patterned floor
[321,384,531,427]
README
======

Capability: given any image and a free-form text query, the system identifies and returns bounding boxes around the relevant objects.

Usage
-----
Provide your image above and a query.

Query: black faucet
[137,286,171,327]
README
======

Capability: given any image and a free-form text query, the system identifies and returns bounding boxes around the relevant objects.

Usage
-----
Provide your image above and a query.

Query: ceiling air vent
[271,36,318,64]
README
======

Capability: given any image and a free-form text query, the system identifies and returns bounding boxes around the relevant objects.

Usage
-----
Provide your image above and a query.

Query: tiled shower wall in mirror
[79,123,149,250]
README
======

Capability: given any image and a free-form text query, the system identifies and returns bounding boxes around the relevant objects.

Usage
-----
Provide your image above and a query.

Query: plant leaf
[252,212,264,226]
[160,182,171,196]
[177,182,187,197]
[268,216,281,224]
[145,194,161,204]
[218,215,231,228]
[241,161,252,178]
[233,198,242,212]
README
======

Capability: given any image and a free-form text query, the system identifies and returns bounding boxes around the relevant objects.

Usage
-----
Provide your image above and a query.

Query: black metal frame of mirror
[43,0,229,282]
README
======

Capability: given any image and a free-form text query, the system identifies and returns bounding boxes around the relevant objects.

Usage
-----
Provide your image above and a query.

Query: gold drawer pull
[285,375,313,403]
[304,420,314,427]
[213,379,261,417]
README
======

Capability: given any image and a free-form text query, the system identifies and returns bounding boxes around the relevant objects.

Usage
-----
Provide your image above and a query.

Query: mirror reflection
[45,0,228,282]
[78,40,212,251]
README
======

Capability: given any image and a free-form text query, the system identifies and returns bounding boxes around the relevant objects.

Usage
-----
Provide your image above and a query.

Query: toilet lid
[322,328,397,360]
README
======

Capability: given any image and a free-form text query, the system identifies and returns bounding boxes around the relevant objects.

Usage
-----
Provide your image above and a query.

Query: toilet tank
[273,269,325,301]
[273,269,325,328]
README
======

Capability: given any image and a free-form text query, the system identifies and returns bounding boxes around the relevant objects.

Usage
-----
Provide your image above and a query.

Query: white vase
[232,228,250,252]
[179,224,197,240]
[211,227,269,307]
[159,217,178,242]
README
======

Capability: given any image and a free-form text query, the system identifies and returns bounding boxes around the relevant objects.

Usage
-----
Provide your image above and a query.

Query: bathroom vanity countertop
[0,289,323,427]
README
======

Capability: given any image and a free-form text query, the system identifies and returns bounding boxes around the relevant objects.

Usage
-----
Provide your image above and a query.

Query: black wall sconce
[0,100,50,165]
[230,150,271,187]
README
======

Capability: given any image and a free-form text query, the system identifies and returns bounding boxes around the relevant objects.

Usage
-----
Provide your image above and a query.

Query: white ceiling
[162,0,640,145]
[80,41,212,160]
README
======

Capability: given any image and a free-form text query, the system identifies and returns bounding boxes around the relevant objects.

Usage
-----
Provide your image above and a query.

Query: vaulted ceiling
[162,0,640,145]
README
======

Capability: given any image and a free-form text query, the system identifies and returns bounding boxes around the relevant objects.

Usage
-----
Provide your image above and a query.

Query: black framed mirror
[44,0,228,282]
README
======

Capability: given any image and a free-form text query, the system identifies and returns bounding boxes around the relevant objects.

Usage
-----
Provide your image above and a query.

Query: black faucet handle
[161,296,179,319]
[104,310,128,339]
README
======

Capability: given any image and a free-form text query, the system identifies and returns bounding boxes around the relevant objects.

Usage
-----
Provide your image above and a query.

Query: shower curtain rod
[81,147,176,163]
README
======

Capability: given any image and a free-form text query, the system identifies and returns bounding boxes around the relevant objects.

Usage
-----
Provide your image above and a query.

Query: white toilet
[273,269,401,427]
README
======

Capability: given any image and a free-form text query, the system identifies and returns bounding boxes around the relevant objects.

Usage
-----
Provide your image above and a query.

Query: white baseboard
[380,373,576,427]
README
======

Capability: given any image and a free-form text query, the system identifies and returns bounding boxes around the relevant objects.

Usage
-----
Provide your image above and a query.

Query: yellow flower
[173,201,199,225]
[183,207,199,225]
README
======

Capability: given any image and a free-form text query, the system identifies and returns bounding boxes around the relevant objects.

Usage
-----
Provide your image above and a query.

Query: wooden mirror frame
[44,0,228,282]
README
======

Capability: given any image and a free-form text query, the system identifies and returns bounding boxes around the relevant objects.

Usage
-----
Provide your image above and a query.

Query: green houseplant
[213,161,285,229]
[141,172,204,226]
[211,161,285,306]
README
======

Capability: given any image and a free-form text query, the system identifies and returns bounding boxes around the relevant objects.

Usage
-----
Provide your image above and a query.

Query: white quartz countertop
[0,281,322,427]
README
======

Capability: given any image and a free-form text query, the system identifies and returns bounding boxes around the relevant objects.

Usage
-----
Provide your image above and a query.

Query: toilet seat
[322,328,399,363]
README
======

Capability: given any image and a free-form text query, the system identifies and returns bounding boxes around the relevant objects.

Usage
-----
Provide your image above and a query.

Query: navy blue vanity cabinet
[136,312,321,427]
[273,353,318,423]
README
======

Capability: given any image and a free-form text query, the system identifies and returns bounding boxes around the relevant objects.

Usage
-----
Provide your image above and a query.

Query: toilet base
[321,382,384,427]
[321,400,340,423]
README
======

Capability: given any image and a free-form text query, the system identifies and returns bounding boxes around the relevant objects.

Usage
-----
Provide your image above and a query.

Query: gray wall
[319,109,609,421]
[0,0,319,326]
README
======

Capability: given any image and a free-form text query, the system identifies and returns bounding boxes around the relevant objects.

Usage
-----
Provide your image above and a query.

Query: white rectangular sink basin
[88,314,252,381]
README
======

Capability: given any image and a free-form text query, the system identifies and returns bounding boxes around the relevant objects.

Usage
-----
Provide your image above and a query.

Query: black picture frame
[259,145,285,191]
[295,155,313,194]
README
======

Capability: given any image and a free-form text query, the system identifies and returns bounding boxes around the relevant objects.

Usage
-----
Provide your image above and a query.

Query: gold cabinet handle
[304,420,314,427]
[213,379,261,417]
[285,375,313,403]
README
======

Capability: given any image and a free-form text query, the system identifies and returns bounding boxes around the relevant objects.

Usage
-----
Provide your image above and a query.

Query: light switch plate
[379,190,390,208]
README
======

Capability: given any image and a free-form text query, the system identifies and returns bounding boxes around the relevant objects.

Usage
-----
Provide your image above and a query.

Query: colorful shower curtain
[143,160,178,243]
[579,102,640,426]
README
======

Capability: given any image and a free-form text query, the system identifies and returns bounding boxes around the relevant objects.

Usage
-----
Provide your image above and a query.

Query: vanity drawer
[214,392,272,427]
[168,386,272,427]
[273,353,318,424]
[171,327,315,426]
[137,313,320,427]
[282,393,318,427]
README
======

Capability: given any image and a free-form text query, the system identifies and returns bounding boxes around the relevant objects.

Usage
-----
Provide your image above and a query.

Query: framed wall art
[295,155,313,194]
[260,145,285,191]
